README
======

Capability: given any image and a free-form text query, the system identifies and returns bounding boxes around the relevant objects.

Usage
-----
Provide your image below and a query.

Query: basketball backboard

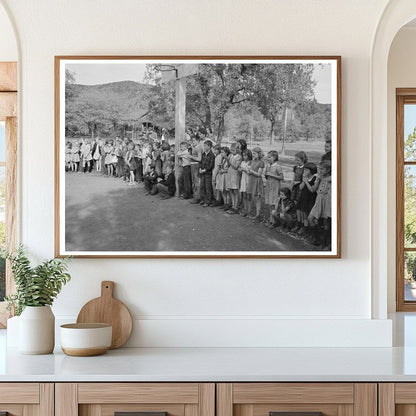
[160,63,199,83]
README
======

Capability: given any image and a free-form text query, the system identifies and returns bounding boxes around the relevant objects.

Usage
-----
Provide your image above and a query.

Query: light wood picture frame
[55,56,341,258]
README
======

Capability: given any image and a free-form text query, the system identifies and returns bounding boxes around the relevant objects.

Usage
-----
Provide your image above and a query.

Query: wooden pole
[174,77,186,195]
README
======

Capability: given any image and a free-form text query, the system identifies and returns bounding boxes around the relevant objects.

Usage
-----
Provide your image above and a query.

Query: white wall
[0,0,393,347]
[0,3,16,62]
[387,26,416,312]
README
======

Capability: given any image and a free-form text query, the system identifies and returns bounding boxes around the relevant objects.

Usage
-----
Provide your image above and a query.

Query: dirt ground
[65,172,317,252]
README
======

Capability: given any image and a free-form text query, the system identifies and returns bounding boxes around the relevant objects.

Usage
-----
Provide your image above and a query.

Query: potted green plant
[4,246,71,354]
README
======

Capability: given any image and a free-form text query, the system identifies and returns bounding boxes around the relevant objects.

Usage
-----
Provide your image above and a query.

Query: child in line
[80,138,93,173]
[264,150,283,226]
[273,187,297,230]
[308,160,332,249]
[177,141,192,199]
[92,138,102,172]
[291,150,308,231]
[71,139,80,172]
[65,141,72,172]
[238,149,252,217]
[134,144,143,182]
[160,142,171,175]
[199,140,215,207]
[143,165,158,195]
[124,142,137,185]
[153,142,162,178]
[211,145,223,206]
[225,143,242,214]
[298,162,318,236]
[246,147,264,222]
[156,163,176,199]
[104,139,114,176]
[215,147,231,211]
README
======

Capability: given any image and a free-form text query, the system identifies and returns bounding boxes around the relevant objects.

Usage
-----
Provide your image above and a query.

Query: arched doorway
[371,1,416,318]
[0,0,18,327]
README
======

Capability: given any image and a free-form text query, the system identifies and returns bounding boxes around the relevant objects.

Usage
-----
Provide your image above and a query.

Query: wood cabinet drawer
[0,383,53,415]
[378,383,416,415]
[56,383,215,416]
[218,383,376,416]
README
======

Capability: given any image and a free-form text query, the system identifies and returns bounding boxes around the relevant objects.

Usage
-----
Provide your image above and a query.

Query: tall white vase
[19,306,55,354]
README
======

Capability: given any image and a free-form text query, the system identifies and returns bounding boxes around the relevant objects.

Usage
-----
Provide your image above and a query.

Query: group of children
[172,135,332,250]
[65,131,332,250]
[65,136,176,186]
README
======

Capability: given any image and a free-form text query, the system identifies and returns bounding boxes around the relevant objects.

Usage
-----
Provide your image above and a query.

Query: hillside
[65,80,156,137]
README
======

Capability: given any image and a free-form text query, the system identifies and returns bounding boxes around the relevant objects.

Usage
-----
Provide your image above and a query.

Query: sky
[66,61,332,104]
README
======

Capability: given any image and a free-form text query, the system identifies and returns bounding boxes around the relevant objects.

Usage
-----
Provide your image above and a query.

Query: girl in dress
[134,144,143,182]
[298,162,318,236]
[65,141,72,172]
[114,139,124,178]
[92,138,102,172]
[291,150,308,231]
[238,149,252,217]
[71,139,80,172]
[215,147,231,211]
[153,142,163,178]
[212,145,223,206]
[264,150,284,227]
[160,142,171,175]
[225,143,242,214]
[246,147,265,222]
[308,161,331,249]
[80,138,93,173]
[104,140,114,176]
[124,142,137,185]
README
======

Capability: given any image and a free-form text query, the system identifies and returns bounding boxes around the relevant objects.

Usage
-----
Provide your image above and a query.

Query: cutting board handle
[101,281,115,298]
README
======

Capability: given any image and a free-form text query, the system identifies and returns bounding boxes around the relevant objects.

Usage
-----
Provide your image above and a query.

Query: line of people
[143,132,332,250]
[65,130,332,250]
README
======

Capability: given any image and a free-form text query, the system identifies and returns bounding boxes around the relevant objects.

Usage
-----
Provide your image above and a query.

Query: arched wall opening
[371,1,416,319]
[0,1,17,61]
[387,19,416,313]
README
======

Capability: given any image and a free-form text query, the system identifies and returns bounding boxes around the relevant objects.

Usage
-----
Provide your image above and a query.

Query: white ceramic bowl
[60,323,112,356]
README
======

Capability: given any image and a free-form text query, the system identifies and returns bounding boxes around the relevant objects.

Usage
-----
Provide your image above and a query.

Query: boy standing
[199,140,215,207]
[177,141,192,199]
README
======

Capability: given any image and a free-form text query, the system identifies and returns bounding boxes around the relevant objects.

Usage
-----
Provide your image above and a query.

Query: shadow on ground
[65,173,317,252]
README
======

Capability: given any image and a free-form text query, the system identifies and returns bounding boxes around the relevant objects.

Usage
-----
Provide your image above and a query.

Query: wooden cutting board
[76,281,133,349]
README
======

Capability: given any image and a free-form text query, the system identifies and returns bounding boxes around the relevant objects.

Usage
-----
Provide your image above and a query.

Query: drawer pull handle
[115,413,168,416]
[270,413,323,416]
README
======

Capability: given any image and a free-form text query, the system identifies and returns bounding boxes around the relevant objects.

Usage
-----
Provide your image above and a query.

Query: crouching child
[272,187,297,230]
[156,163,176,199]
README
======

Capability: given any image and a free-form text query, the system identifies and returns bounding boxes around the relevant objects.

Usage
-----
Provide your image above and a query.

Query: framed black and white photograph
[55,56,341,258]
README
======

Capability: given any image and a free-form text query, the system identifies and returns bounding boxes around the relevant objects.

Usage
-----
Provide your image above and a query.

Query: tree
[295,99,330,141]
[201,64,253,141]
[405,127,416,248]
[142,64,175,130]
[403,127,416,282]
[253,64,316,150]
[144,64,254,141]
[65,69,76,85]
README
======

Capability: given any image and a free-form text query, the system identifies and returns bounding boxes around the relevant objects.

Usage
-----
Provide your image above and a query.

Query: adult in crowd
[189,129,205,204]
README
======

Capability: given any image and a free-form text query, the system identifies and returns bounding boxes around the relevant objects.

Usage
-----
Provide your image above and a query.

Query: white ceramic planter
[19,306,55,354]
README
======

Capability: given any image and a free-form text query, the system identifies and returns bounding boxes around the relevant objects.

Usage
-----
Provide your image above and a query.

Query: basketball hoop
[154,64,178,78]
